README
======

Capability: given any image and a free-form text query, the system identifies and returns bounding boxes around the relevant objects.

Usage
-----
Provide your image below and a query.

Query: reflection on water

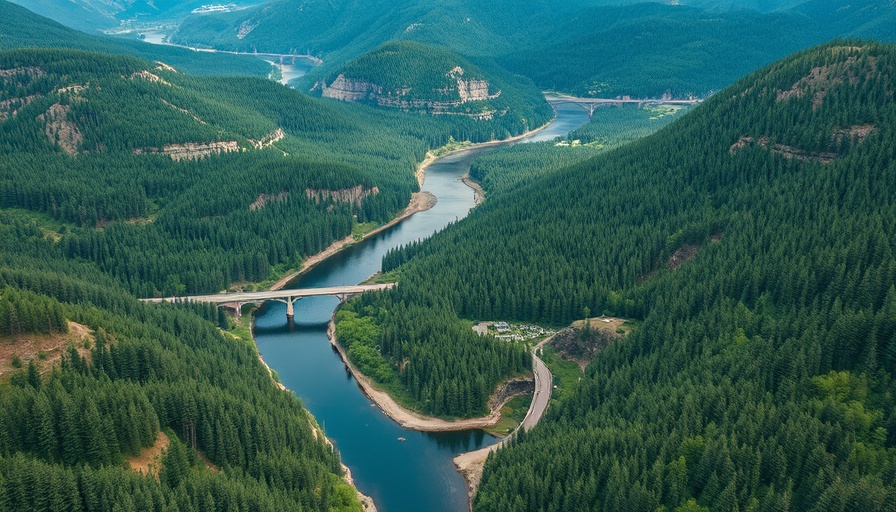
[253,107,590,512]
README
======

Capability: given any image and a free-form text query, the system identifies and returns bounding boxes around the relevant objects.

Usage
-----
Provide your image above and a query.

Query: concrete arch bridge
[142,283,395,318]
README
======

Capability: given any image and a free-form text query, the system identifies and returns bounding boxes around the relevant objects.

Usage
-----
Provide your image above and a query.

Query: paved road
[140,283,395,304]
[521,351,552,431]
[521,336,554,431]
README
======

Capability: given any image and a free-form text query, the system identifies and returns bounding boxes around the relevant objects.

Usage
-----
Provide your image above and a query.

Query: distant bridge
[545,94,702,117]
[142,283,395,318]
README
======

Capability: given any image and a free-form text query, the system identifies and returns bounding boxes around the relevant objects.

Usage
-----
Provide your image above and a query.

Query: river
[252,104,588,512]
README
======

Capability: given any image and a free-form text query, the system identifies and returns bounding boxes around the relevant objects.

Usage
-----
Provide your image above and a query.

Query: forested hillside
[333,106,686,419]
[317,41,551,131]
[0,1,270,77]
[357,41,896,509]
[497,0,896,98]
[465,104,689,197]
[169,0,896,98]
[0,47,544,297]
[0,208,364,510]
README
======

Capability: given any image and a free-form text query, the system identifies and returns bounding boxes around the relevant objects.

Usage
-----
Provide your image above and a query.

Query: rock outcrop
[135,141,239,161]
[39,103,82,156]
[305,185,379,206]
[319,66,500,119]
[321,75,382,102]
[248,128,286,149]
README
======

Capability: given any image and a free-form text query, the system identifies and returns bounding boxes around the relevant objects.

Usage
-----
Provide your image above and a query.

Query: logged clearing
[0,321,93,378]
[128,431,170,479]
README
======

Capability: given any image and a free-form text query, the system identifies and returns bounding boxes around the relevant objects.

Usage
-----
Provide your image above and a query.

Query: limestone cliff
[319,65,500,119]
[305,185,379,206]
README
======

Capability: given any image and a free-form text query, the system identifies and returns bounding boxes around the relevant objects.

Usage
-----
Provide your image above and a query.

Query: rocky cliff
[319,65,500,118]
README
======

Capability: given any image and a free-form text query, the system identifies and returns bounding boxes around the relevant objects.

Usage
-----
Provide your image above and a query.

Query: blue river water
[252,103,589,512]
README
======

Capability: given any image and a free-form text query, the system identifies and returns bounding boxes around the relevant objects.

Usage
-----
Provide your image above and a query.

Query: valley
[1,1,895,512]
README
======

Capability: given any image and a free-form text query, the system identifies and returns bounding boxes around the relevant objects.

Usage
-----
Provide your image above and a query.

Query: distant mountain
[0,0,270,77]
[315,40,551,125]
[169,0,896,98]
[7,0,256,32]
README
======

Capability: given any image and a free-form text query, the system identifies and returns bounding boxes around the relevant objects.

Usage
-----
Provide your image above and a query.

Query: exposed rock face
[0,94,40,122]
[248,128,286,149]
[130,70,172,87]
[250,191,288,211]
[321,75,382,102]
[730,136,839,164]
[1,67,48,122]
[448,66,494,102]
[776,47,878,110]
[320,66,501,119]
[487,378,535,410]
[305,185,379,206]
[0,66,45,79]
[134,141,239,161]
[39,103,82,156]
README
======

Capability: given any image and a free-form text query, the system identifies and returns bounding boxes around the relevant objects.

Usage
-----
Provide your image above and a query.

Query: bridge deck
[142,283,395,304]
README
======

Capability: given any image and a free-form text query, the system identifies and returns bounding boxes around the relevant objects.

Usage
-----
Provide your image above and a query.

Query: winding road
[453,334,555,502]
[521,337,555,431]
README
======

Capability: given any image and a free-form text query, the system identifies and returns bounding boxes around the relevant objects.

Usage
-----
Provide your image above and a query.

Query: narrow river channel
[252,103,589,512]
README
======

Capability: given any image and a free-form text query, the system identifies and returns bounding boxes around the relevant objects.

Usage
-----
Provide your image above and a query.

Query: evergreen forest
[0,212,363,510]
[0,47,546,297]
[170,0,896,98]
[353,41,896,510]
[3,0,896,509]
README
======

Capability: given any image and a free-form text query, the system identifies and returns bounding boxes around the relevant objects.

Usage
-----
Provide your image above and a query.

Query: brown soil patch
[0,321,93,379]
[710,232,724,243]
[776,48,878,110]
[128,431,170,479]
[558,317,627,370]
[39,103,82,156]
[667,243,699,270]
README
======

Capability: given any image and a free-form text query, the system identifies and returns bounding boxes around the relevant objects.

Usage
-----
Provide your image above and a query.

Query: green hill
[0,47,435,297]
[349,41,896,509]
[169,0,896,98]
[0,48,374,512]
[0,0,271,77]
[317,41,551,129]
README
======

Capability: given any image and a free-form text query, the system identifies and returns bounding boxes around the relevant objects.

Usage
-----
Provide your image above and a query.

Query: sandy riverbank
[268,191,437,291]
[255,343,377,511]
[453,332,558,504]
[269,117,552,292]
[327,318,529,431]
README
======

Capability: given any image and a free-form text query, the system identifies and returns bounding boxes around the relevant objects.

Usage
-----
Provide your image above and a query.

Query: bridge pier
[273,296,301,319]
